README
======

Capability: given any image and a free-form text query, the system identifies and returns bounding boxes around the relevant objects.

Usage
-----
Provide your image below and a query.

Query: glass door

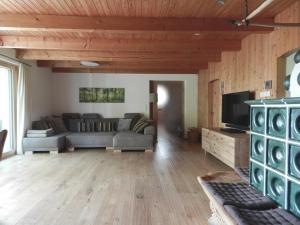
[0,65,13,153]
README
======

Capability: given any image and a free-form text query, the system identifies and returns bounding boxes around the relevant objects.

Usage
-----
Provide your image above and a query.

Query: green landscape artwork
[79,88,125,103]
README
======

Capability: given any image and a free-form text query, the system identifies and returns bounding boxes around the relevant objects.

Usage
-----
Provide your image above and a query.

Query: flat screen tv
[222,91,252,130]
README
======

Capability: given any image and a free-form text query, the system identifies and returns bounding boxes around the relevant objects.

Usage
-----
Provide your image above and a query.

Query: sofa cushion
[132,117,149,133]
[66,132,115,148]
[62,113,81,130]
[82,113,102,119]
[69,119,81,132]
[124,113,142,129]
[32,120,49,130]
[113,131,153,149]
[45,117,68,134]
[117,119,132,131]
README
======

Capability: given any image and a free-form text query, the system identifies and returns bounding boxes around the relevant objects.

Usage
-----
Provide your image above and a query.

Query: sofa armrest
[144,125,155,136]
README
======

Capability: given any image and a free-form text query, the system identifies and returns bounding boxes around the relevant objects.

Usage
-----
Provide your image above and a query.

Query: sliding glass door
[0,65,13,153]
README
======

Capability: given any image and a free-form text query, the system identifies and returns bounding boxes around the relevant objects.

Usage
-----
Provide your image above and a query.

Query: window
[0,64,13,153]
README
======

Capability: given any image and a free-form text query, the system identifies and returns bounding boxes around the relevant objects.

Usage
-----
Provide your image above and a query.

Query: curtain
[15,65,30,154]
[0,56,31,155]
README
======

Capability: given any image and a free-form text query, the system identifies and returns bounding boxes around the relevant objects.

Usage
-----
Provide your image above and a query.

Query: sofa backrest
[69,118,119,132]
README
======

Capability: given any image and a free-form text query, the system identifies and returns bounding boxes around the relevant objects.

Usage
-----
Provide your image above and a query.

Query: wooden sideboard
[202,128,249,168]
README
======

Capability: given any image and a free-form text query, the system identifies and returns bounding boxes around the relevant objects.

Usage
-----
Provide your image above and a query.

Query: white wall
[0,49,53,122]
[51,73,198,133]
[27,61,53,121]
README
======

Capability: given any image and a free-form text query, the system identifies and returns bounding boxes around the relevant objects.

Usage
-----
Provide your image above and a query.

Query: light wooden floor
[0,129,230,225]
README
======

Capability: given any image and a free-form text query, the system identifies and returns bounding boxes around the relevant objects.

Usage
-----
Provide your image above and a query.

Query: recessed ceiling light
[80,61,100,67]
[194,33,201,36]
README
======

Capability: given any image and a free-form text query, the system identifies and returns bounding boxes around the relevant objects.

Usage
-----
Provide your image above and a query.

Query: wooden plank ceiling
[0,0,297,74]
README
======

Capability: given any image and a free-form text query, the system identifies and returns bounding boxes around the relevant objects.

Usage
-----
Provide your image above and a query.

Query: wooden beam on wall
[0,36,242,51]
[0,14,273,33]
[17,50,222,62]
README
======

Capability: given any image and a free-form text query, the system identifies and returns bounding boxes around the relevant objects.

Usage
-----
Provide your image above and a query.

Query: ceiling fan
[222,0,300,28]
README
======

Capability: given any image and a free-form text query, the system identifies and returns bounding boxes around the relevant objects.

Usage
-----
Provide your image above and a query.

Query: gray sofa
[22,113,155,153]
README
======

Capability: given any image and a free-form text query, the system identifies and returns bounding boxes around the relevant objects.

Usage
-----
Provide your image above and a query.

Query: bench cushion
[235,167,250,183]
[225,205,300,225]
[202,182,276,209]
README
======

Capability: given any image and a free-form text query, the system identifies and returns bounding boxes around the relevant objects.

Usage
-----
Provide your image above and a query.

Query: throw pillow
[132,117,149,133]
[117,119,132,131]
[46,117,68,134]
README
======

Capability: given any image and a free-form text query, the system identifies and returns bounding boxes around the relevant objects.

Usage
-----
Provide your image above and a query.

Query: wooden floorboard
[0,130,231,225]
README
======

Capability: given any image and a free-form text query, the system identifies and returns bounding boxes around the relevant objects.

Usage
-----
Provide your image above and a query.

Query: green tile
[250,162,264,193]
[283,97,300,104]
[266,170,286,207]
[288,181,300,218]
[268,108,287,139]
[289,145,300,180]
[290,108,300,142]
[252,107,265,134]
[267,139,286,173]
[245,100,264,105]
[263,99,285,105]
[251,135,265,163]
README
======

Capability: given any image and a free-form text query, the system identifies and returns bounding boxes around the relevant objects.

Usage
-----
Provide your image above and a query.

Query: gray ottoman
[23,133,68,153]
[66,132,115,148]
[113,131,153,151]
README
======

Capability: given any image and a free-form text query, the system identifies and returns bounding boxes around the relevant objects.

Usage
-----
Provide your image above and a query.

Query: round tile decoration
[268,108,287,138]
[270,177,285,197]
[255,140,264,155]
[267,139,286,173]
[255,112,265,127]
[289,181,300,218]
[271,146,284,164]
[267,171,286,207]
[273,114,285,131]
[252,107,265,134]
[290,108,300,142]
[294,152,300,173]
[254,167,264,185]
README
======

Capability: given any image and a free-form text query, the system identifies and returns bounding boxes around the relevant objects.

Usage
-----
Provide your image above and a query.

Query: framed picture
[79,88,125,103]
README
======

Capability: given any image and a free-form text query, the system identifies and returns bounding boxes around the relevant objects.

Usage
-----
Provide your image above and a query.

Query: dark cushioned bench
[235,167,249,183]
[225,205,300,225]
[202,181,277,210]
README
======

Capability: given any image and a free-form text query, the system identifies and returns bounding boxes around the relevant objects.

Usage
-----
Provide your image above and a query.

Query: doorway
[208,79,221,128]
[152,81,184,138]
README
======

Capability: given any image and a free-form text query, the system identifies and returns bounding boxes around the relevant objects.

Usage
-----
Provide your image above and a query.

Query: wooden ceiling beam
[52,67,200,74]
[17,50,221,62]
[0,36,241,51]
[0,14,273,33]
[37,60,208,69]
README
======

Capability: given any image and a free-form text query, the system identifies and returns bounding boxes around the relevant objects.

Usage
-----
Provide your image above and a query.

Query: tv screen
[222,91,251,130]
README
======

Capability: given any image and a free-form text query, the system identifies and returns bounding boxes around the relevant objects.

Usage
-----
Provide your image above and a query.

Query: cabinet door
[202,129,211,152]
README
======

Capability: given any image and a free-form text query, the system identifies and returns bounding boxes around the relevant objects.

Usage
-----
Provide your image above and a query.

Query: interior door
[149,80,158,142]
[208,79,221,128]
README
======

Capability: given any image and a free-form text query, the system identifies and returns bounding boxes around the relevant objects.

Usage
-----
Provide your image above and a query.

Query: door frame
[208,79,221,128]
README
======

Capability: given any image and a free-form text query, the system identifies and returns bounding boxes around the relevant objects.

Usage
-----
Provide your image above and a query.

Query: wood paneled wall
[198,1,300,130]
